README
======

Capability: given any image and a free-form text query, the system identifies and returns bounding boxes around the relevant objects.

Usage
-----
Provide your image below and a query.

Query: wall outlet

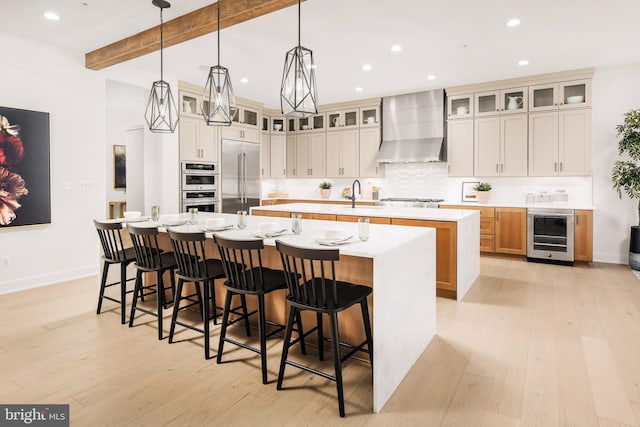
[0,256,10,267]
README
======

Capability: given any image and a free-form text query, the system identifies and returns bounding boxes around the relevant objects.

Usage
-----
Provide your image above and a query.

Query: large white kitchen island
[152,212,437,412]
[251,202,481,301]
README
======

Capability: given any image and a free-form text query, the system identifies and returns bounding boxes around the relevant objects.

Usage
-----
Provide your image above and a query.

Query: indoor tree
[612,109,640,224]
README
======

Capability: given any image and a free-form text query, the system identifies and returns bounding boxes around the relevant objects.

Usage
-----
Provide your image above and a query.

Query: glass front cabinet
[529,79,591,112]
[360,105,380,127]
[327,109,359,130]
[296,113,326,132]
[474,87,528,116]
[447,94,473,119]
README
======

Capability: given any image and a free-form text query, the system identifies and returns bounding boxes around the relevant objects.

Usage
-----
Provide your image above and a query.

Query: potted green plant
[318,181,332,199]
[611,109,640,270]
[474,182,492,203]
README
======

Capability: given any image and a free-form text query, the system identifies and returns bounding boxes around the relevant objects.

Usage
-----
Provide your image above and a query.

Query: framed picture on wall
[0,106,51,227]
[462,181,480,202]
[113,145,126,190]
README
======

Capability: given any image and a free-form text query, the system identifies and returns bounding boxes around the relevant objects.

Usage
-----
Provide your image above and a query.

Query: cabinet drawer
[336,215,391,224]
[480,235,495,252]
[252,210,291,218]
[302,213,337,221]
[480,217,495,234]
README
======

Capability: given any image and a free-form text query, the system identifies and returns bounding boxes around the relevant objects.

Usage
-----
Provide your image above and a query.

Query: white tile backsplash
[262,163,593,206]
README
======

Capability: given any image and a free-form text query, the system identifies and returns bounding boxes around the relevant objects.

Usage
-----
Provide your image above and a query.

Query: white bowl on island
[123,211,141,219]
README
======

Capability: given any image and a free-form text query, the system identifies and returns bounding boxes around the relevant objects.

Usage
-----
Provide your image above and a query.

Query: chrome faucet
[351,179,361,208]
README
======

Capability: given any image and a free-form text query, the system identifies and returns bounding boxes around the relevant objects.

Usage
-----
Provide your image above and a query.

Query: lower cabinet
[574,210,593,262]
[336,215,391,224]
[494,208,527,255]
[440,205,495,253]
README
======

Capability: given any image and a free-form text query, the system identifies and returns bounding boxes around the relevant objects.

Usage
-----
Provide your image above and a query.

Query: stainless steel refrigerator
[221,139,261,213]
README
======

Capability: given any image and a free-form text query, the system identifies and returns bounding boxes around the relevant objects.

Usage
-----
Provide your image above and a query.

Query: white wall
[0,31,106,293]
[0,32,179,293]
[591,63,640,263]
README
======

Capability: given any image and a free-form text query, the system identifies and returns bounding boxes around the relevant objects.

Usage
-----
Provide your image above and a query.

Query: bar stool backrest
[127,225,164,270]
[168,231,209,280]
[276,240,340,309]
[213,235,264,292]
[94,219,129,263]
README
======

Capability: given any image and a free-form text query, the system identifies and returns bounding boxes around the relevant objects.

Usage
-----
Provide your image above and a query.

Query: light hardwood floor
[1,257,639,426]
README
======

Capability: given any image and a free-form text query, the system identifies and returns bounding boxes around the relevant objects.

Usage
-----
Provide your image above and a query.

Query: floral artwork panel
[0,106,51,227]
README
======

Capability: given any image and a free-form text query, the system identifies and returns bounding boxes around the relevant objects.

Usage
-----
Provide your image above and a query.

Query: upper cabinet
[447,119,474,176]
[327,109,359,131]
[179,116,217,163]
[270,117,286,134]
[261,115,270,133]
[359,106,380,127]
[296,113,327,133]
[529,79,592,112]
[474,87,528,117]
[447,94,473,119]
[359,127,383,177]
[231,104,260,130]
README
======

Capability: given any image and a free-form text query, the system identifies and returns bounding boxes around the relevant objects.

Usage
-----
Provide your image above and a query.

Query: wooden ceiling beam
[85,0,302,70]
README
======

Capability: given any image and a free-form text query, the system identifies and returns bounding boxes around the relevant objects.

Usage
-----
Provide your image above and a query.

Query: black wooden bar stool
[127,224,177,340]
[275,240,373,417]
[168,230,244,359]
[93,219,137,324]
[213,235,307,384]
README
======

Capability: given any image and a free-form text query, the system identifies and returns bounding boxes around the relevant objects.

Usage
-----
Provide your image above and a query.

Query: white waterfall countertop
[251,202,479,222]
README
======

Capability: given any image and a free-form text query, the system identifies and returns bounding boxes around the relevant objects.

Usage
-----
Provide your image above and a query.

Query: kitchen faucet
[351,179,361,208]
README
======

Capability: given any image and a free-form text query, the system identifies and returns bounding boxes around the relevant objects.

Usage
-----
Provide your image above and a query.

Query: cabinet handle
[554,162,557,172]
[496,163,499,173]
[576,216,579,225]
[261,168,264,175]
[560,162,563,172]
[283,169,286,176]
[376,166,378,174]
[497,212,500,221]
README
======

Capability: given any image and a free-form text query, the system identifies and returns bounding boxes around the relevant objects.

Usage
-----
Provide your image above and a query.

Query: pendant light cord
[297,0,301,47]
[217,1,221,66]
[160,7,164,82]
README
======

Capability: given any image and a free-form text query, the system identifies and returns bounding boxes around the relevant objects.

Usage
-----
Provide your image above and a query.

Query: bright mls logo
[1,405,69,426]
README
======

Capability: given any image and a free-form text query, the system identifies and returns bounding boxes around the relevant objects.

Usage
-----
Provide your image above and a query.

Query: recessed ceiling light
[506,18,520,27]
[240,78,249,84]
[355,87,363,92]
[362,64,372,72]
[518,59,529,66]
[427,75,436,80]
[44,11,60,20]
[391,44,402,53]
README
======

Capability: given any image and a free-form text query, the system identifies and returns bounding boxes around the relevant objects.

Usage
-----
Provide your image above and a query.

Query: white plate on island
[124,216,150,223]
[161,220,188,227]
[316,236,354,246]
[200,224,235,232]
[254,229,289,238]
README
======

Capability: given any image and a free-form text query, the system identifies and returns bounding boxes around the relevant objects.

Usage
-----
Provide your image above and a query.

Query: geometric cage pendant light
[145,0,179,133]
[280,0,318,117]
[202,0,237,126]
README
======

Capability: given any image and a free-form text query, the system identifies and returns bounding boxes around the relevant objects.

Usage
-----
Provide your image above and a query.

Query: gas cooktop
[378,198,444,208]
[380,197,445,203]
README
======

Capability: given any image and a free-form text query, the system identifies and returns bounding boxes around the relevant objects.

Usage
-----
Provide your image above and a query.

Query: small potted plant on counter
[319,181,332,199]
[611,108,640,270]
[474,182,492,203]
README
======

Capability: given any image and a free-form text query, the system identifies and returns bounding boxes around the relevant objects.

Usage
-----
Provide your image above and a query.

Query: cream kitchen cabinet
[474,86,528,117]
[528,79,592,112]
[221,125,259,143]
[447,93,473,119]
[260,132,270,178]
[296,133,326,177]
[327,109,359,131]
[447,118,474,176]
[286,135,297,177]
[359,127,383,177]
[474,114,528,176]
[326,129,359,177]
[270,134,287,178]
[179,116,217,162]
[231,104,260,129]
[528,109,591,176]
[296,113,326,132]
[359,105,381,127]
[270,117,286,133]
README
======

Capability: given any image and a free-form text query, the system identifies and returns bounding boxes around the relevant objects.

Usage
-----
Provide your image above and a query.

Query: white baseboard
[0,264,98,295]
